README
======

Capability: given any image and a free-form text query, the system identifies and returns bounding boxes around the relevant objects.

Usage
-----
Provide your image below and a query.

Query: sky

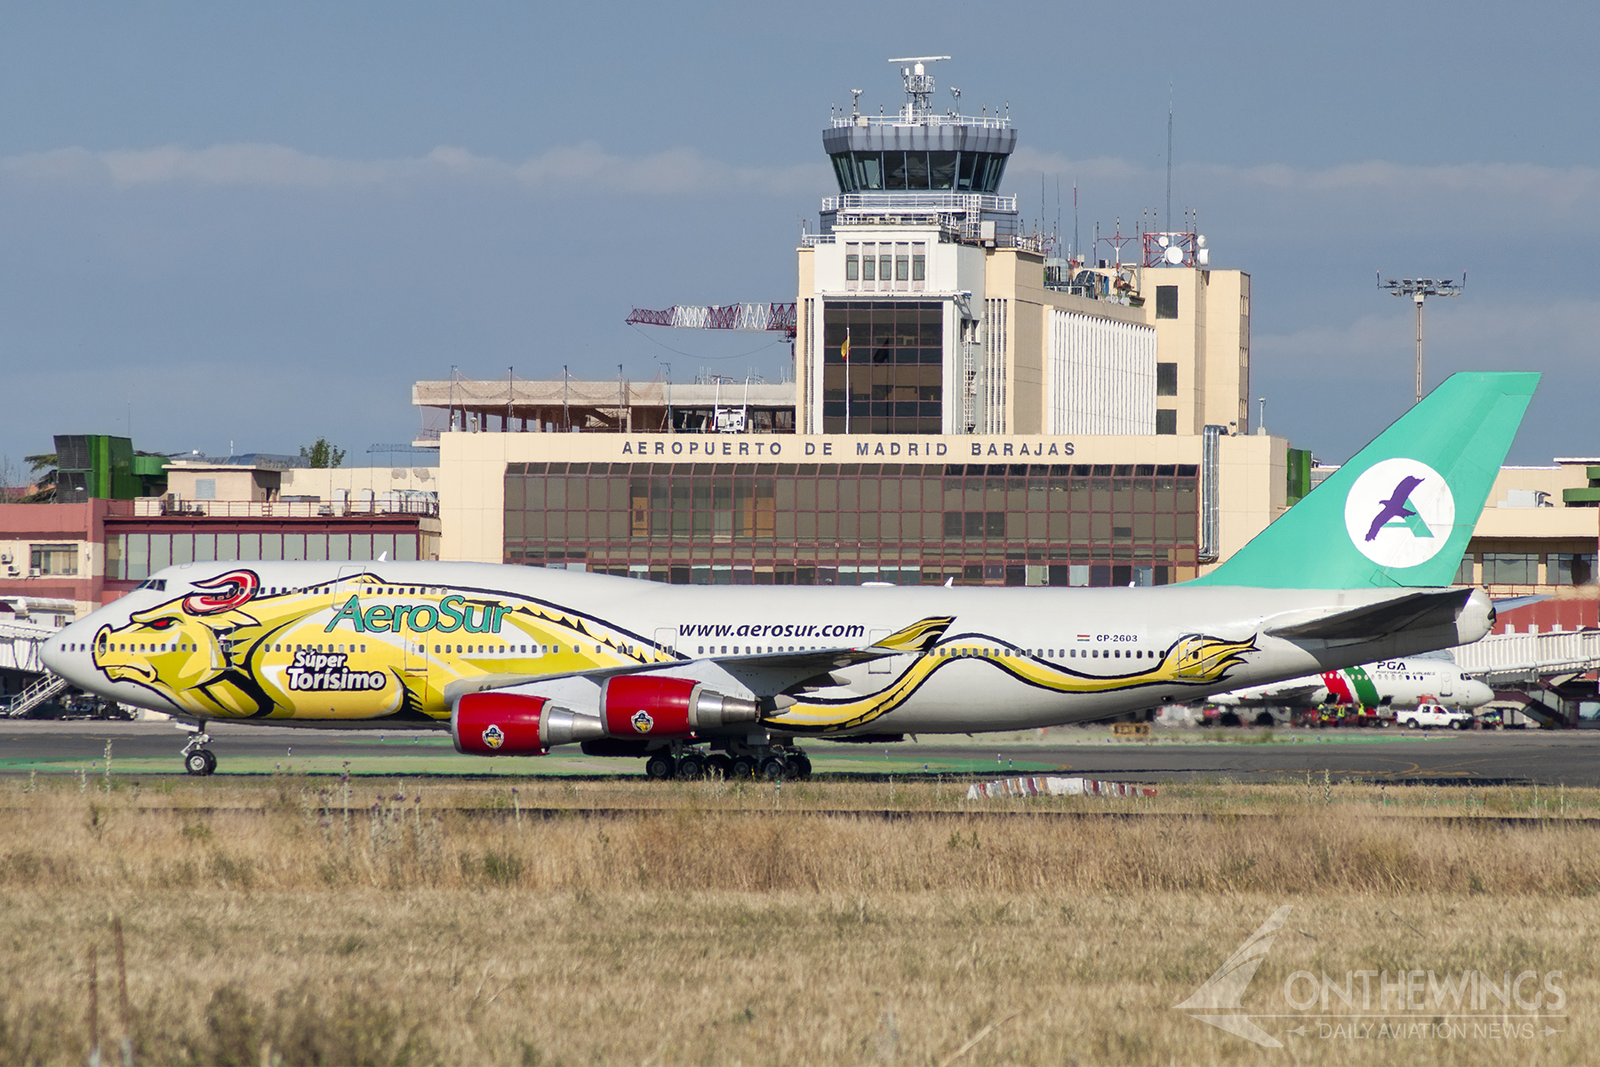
[1,1,1596,478]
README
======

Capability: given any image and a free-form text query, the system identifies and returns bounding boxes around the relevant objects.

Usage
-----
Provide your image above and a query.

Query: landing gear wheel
[790,754,812,780]
[644,753,677,781]
[729,756,756,780]
[759,756,787,781]
[676,753,705,780]
[705,754,732,780]
[185,750,216,776]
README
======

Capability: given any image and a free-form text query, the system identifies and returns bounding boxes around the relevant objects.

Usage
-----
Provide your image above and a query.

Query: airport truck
[1395,703,1473,730]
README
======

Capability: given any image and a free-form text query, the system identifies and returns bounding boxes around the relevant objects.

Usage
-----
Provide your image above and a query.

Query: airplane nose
[40,618,92,683]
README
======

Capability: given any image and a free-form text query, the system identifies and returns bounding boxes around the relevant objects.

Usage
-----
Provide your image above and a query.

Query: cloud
[1258,296,1600,371]
[0,142,829,198]
[1009,149,1600,237]
[10,140,1595,234]
[1253,296,1600,463]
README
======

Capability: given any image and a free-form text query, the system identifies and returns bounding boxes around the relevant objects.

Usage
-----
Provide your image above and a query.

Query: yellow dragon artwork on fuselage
[765,627,1258,733]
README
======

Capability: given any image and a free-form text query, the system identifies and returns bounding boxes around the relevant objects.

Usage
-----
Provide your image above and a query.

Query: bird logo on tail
[1364,474,1430,542]
[1343,459,1455,569]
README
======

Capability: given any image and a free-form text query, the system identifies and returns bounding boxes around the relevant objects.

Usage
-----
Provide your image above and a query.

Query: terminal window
[1481,552,1540,585]
[503,461,1200,588]
[108,531,418,581]
[1549,552,1597,585]
[1155,409,1177,435]
[29,544,78,576]
[1156,286,1179,320]
[1156,362,1178,396]
[821,302,942,434]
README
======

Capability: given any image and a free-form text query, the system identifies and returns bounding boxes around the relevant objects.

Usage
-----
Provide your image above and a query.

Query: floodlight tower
[1377,272,1464,405]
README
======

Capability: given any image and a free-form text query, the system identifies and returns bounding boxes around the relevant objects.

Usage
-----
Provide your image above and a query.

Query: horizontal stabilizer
[1267,588,1473,641]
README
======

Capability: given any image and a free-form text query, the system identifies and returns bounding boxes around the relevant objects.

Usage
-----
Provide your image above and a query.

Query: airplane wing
[444,615,955,704]
[1266,588,1473,642]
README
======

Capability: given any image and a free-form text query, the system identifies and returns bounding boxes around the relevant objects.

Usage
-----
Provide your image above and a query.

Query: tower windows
[1156,286,1179,320]
[828,151,1010,194]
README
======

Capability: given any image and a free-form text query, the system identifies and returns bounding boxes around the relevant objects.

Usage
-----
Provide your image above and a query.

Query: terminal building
[0,436,441,620]
[417,58,1285,587]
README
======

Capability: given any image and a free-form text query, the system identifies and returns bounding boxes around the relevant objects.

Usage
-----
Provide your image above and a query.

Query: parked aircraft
[1211,657,1495,711]
[40,372,1536,777]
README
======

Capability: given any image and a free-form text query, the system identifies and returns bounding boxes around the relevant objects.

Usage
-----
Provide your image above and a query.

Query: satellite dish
[1196,234,1207,248]
[1157,235,1170,248]
[1164,246,1184,265]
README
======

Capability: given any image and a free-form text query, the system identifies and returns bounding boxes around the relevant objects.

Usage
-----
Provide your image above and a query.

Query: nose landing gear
[179,723,217,776]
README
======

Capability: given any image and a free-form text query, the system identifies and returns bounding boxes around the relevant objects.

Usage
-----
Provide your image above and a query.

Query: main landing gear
[642,740,811,782]
[179,722,217,776]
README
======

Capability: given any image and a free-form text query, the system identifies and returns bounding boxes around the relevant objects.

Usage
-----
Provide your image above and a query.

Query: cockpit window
[134,579,168,591]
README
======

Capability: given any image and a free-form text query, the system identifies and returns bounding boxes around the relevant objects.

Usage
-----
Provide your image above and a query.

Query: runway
[2,720,1598,786]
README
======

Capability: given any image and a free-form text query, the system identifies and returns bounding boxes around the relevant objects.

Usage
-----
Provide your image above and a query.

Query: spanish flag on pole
[841,335,850,363]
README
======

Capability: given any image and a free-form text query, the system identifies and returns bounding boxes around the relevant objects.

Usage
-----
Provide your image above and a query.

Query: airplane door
[868,629,891,673]
[403,636,428,677]
[336,564,364,593]
[1438,674,1453,697]
[654,627,679,658]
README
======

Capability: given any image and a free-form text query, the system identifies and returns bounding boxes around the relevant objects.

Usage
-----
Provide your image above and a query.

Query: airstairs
[5,672,68,718]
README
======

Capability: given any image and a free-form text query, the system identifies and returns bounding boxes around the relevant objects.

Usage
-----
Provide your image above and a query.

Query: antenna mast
[1165,92,1173,233]
[887,56,951,121]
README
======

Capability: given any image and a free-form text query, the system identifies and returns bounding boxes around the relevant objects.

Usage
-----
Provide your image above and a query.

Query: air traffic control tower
[796,57,1251,444]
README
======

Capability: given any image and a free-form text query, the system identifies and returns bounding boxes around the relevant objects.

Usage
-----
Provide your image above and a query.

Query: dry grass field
[0,773,1596,1065]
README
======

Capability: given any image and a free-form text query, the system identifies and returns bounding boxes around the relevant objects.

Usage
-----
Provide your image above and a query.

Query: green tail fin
[1193,371,1538,589]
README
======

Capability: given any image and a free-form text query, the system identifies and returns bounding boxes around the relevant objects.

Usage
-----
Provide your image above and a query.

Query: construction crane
[625,302,797,338]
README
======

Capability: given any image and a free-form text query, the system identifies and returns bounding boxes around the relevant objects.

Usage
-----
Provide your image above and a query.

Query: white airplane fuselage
[1212,658,1494,711]
[42,560,1494,737]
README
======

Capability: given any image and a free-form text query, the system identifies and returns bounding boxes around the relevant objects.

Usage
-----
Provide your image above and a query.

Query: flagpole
[843,328,851,435]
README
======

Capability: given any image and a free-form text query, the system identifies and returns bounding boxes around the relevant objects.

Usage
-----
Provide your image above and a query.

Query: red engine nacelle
[451,692,604,756]
[601,675,760,739]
